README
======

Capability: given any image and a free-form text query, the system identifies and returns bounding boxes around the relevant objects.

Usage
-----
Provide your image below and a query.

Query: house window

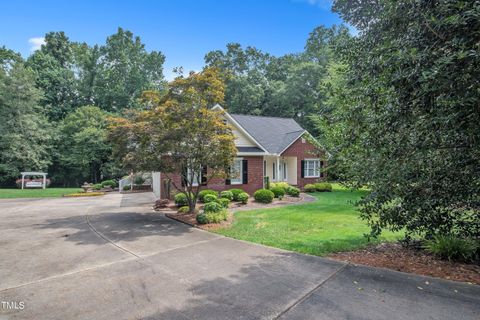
[187,166,201,186]
[230,158,243,185]
[272,162,276,180]
[263,160,266,177]
[304,159,320,178]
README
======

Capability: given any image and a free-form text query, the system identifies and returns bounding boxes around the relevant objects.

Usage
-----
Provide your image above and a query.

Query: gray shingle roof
[230,114,305,154]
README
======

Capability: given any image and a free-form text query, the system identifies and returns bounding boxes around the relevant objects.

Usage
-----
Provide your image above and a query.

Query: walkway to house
[0,193,479,319]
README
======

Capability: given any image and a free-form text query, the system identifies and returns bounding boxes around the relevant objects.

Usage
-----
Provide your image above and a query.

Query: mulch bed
[328,242,480,285]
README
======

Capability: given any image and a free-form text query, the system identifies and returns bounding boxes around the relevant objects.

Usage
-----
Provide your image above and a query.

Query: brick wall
[159,156,264,199]
[281,137,327,189]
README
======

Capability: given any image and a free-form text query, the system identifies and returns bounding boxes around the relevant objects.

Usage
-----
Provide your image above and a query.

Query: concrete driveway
[0,193,479,320]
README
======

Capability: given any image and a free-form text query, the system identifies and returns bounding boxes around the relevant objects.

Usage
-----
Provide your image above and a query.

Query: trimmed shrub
[123,185,131,191]
[314,182,332,192]
[203,201,223,213]
[286,186,300,197]
[274,182,290,191]
[269,182,277,189]
[198,189,218,202]
[101,179,116,188]
[93,183,103,190]
[237,192,249,204]
[229,188,245,201]
[218,198,230,208]
[206,209,228,223]
[304,184,316,192]
[220,190,233,200]
[424,235,479,262]
[134,175,145,185]
[270,186,285,199]
[203,194,218,203]
[174,192,193,207]
[178,206,190,214]
[254,189,275,203]
[196,213,208,224]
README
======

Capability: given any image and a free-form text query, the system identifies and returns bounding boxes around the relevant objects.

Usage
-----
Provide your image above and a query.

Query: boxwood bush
[206,210,228,223]
[203,201,223,213]
[273,182,289,191]
[198,189,218,202]
[123,185,131,191]
[314,182,332,192]
[254,189,275,203]
[178,206,190,214]
[286,186,300,197]
[196,210,228,224]
[229,188,245,201]
[93,183,103,190]
[203,194,218,203]
[237,192,249,204]
[101,179,116,188]
[270,186,285,199]
[196,213,208,224]
[218,198,230,208]
[174,192,193,207]
[304,184,316,192]
[220,190,233,200]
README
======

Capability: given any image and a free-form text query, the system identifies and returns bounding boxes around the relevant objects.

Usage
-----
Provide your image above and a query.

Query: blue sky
[0,0,345,80]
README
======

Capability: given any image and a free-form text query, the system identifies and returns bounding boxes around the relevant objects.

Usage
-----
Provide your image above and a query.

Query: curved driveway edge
[0,193,479,319]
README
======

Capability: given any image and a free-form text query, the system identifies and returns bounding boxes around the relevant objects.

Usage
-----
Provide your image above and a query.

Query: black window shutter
[301,160,305,178]
[242,160,248,184]
[225,166,231,185]
[201,165,208,185]
[320,161,324,178]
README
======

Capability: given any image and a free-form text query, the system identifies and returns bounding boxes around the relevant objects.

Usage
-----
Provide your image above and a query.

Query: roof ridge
[230,113,298,121]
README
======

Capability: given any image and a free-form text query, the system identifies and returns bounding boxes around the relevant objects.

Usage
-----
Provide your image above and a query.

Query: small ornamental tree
[109,68,237,213]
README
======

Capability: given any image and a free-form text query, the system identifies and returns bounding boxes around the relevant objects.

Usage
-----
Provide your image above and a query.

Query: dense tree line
[0,28,166,186]
[204,25,350,135]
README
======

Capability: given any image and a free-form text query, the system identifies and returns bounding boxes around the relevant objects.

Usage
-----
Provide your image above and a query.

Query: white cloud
[295,0,333,10]
[28,37,45,52]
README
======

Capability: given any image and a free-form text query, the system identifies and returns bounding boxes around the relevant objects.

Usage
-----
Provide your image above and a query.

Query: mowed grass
[215,184,402,256]
[0,188,83,199]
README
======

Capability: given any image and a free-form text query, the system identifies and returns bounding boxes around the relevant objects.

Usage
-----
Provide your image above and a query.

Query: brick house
[152,105,327,199]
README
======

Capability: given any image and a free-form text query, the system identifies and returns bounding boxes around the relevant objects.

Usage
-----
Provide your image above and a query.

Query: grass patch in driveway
[214,184,402,256]
[0,188,83,199]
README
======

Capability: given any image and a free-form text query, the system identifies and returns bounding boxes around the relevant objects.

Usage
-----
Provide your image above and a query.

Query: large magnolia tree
[329,0,480,239]
[109,68,236,213]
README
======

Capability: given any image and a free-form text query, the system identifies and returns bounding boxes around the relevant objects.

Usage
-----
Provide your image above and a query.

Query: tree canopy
[109,68,236,212]
[327,0,480,238]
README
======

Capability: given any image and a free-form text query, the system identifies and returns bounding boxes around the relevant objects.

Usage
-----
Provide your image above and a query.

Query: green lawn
[215,184,402,256]
[0,188,83,199]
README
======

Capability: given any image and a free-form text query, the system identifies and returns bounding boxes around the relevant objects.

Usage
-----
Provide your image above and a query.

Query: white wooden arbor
[20,172,47,189]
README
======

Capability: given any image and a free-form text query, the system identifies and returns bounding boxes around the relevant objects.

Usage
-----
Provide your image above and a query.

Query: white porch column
[21,174,25,190]
[276,157,280,183]
[42,174,46,189]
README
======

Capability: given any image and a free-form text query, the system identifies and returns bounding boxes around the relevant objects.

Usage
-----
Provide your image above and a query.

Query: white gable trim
[212,104,269,153]
[278,130,306,155]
